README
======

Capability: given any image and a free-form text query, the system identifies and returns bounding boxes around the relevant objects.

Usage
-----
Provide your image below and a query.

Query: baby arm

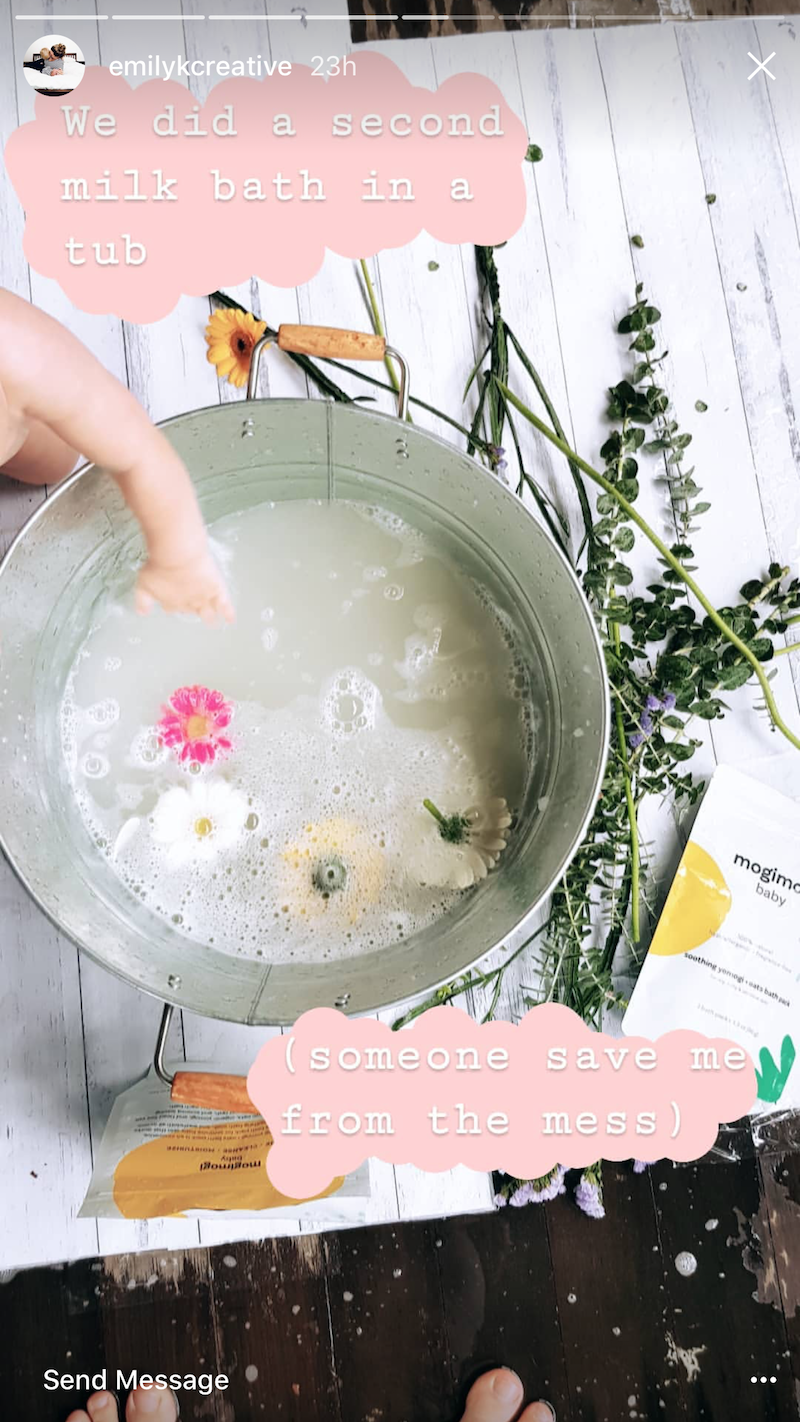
[0,291,232,623]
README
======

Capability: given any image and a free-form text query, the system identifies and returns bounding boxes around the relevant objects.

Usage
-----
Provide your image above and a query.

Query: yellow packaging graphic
[648,842,732,957]
[112,1117,343,1218]
[80,1067,370,1223]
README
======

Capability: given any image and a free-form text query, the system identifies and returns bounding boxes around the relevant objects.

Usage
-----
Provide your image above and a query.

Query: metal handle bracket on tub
[246,323,410,422]
[154,1002,259,1115]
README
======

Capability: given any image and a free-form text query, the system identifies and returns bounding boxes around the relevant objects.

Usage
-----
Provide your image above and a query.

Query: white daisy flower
[151,779,249,869]
[408,797,512,890]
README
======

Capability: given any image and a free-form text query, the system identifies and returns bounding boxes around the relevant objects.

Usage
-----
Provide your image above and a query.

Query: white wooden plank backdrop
[2,5,799,1269]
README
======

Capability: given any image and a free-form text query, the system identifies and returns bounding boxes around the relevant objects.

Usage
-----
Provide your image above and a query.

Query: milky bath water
[61,500,532,964]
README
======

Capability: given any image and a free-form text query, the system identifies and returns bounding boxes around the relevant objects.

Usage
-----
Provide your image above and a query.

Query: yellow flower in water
[280,817,385,923]
[205,308,267,389]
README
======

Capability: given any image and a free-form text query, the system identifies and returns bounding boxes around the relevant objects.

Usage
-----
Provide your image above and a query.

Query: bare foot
[461,1368,555,1422]
[66,1385,178,1422]
[63,1367,550,1422]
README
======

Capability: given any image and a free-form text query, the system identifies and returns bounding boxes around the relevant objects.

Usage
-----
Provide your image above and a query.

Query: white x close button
[748,51,776,81]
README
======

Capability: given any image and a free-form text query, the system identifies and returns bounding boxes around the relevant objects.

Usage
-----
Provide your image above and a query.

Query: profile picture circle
[23,35,85,96]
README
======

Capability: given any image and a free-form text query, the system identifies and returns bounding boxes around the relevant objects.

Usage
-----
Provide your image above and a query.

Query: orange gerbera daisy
[205,307,267,389]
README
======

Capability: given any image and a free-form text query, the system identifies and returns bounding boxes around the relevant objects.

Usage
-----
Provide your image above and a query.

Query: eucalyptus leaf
[719,665,752,691]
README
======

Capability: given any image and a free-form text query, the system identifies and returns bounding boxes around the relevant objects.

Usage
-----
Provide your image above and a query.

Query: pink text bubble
[247,1004,756,1198]
[5,55,528,322]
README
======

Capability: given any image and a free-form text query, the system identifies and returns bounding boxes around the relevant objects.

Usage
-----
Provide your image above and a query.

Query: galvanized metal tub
[0,334,608,1025]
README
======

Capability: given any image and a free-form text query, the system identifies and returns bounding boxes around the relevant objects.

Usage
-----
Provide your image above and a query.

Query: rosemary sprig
[391,927,546,1032]
[465,246,581,561]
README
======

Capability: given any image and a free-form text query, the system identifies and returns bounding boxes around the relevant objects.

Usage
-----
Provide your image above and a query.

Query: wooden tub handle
[170,1070,260,1116]
[278,324,386,362]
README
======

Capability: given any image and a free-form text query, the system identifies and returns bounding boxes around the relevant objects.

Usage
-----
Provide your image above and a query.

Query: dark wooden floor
[346,0,790,43]
[4,1151,799,1421]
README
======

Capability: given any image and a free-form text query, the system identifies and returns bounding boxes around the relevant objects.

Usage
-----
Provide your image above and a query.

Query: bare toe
[518,1405,556,1422]
[87,1393,120,1422]
[462,1369,525,1422]
[126,1385,178,1420]
[67,1394,119,1422]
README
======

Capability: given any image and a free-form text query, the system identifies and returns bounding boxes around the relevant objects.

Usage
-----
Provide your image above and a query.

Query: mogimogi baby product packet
[80,1066,371,1222]
[623,765,799,1118]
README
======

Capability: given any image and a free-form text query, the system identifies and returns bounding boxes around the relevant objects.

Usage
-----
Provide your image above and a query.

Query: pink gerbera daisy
[157,685,234,765]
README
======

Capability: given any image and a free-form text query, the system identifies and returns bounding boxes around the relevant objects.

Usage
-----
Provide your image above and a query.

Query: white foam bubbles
[60,499,533,965]
[81,752,110,780]
[87,698,119,727]
[129,728,168,768]
[321,668,380,738]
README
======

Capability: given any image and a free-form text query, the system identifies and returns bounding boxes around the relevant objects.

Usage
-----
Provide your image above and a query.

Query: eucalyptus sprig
[618,291,703,549]
[498,383,800,754]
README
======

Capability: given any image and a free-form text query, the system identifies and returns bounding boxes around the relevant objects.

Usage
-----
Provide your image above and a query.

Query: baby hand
[135,547,234,625]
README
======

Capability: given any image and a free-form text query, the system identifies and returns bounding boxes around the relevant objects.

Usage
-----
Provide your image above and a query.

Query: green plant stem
[391,927,546,1031]
[497,381,800,754]
[322,359,480,443]
[600,861,633,973]
[773,610,800,653]
[605,414,639,944]
[474,248,594,567]
[496,387,571,555]
[359,258,402,401]
[423,798,444,825]
[505,325,595,566]
[611,621,640,942]
[482,972,505,1023]
[476,245,508,451]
